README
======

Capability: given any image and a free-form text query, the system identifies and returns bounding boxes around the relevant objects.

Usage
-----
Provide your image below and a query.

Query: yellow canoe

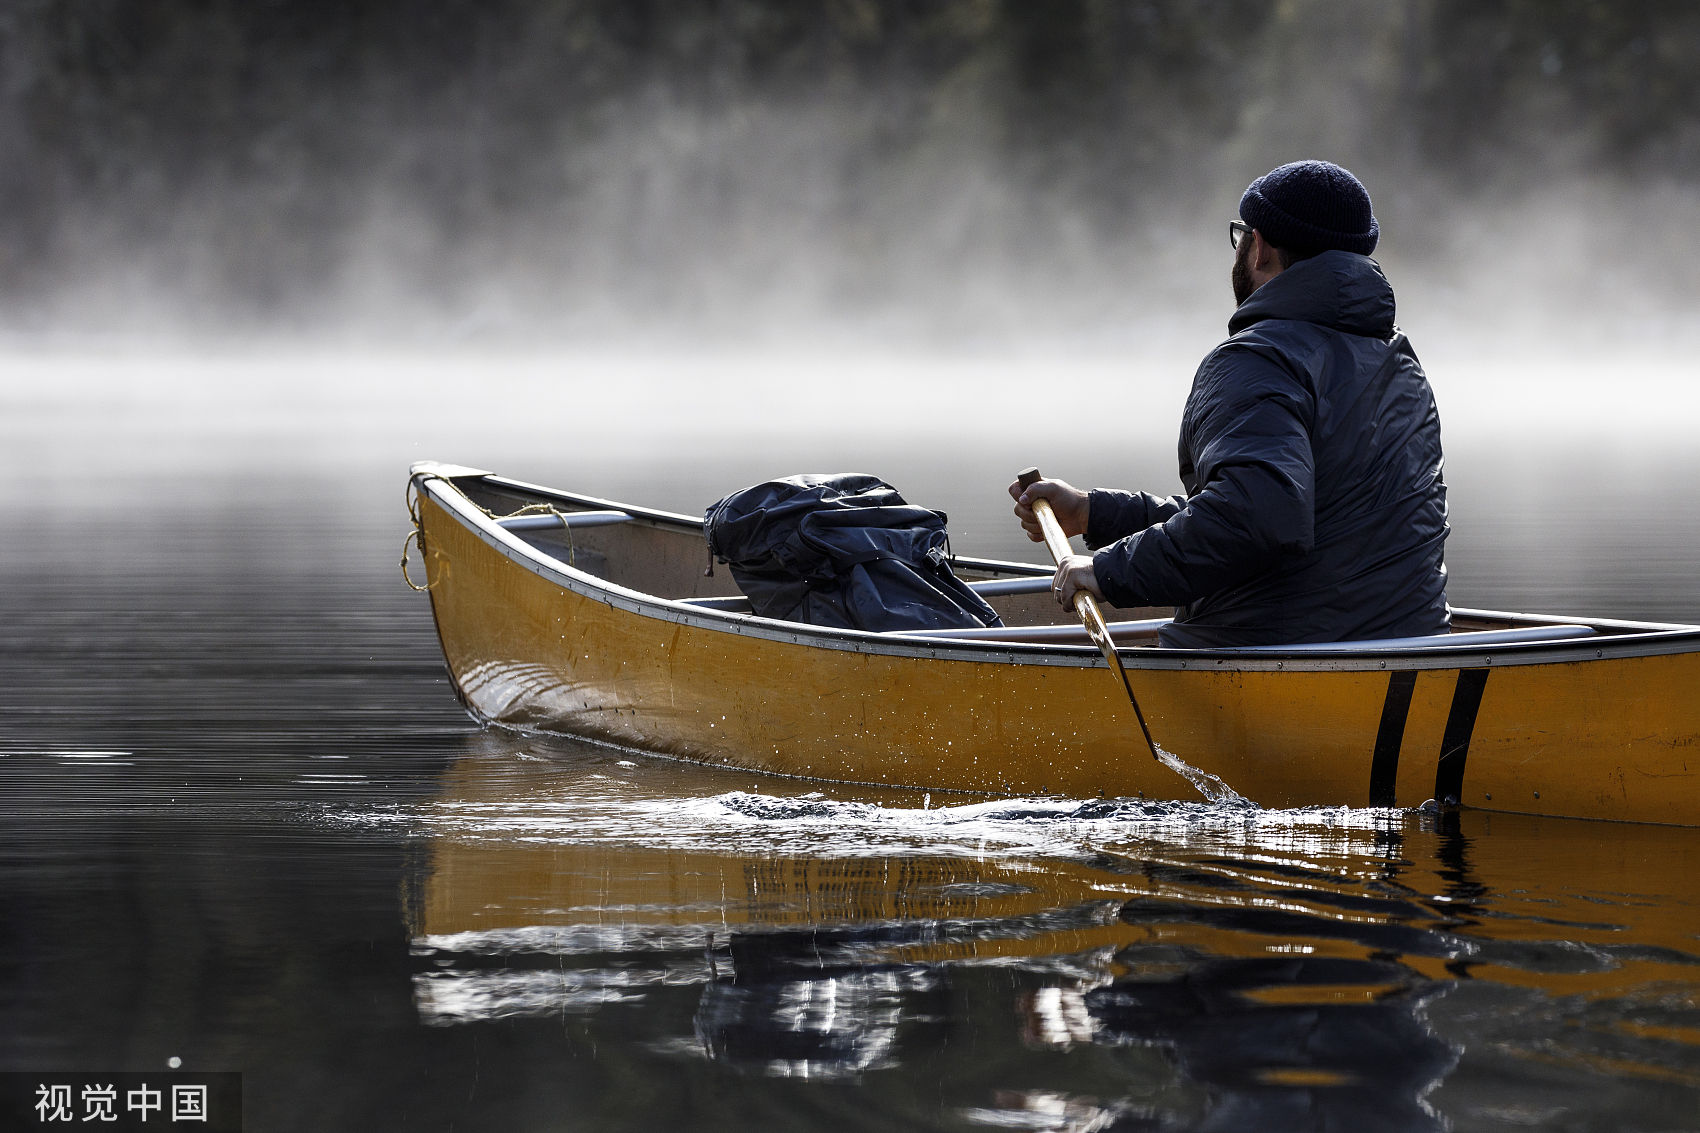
[406,462,1700,826]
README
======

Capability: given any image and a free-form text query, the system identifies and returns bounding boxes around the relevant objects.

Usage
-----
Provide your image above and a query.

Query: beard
[1231,235,1256,306]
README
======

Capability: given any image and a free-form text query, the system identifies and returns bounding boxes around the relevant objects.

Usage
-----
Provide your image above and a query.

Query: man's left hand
[1052,555,1103,609]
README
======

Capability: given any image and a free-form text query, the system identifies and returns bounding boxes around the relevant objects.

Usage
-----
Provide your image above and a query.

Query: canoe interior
[454,475,1168,632]
[449,474,1670,644]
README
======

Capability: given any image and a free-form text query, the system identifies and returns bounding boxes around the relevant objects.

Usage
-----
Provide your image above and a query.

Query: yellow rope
[471,499,578,567]
[400,528,432,591]
[402,473,440,591]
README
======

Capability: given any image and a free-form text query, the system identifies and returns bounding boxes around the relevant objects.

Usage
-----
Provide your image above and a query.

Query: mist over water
[2,2,1697,354]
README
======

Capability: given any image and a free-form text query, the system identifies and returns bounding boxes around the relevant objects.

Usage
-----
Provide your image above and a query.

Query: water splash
[1152,744,1256,809]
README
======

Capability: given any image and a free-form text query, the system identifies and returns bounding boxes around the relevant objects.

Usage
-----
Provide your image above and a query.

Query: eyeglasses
[1229,221,1253,250]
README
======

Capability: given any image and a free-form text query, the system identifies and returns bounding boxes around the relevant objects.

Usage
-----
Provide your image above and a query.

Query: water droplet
[1153,745,1255,809]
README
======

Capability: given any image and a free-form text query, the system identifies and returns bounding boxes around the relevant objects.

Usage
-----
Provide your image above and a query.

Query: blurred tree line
[1,0,1696,338]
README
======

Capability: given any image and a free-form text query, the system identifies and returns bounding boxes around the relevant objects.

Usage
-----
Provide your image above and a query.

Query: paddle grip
[1016,467,1077,567]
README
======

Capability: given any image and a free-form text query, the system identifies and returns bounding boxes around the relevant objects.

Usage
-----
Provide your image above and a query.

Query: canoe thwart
[966,576,1055,597]
[497,510,632,532]
[681,574,1056,615]
[680,595,754,612]
[893,619,1171,644]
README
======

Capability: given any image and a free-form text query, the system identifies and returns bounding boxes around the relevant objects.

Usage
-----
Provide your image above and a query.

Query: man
[1011,160,1449,648]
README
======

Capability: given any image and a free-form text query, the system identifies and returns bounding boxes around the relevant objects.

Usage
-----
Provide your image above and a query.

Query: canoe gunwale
[415,464,1700,675]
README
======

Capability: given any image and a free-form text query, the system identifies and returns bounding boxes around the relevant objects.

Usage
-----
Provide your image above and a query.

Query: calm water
[4,355,1700,1131]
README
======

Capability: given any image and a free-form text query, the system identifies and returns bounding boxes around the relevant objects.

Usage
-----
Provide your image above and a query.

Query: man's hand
[1051,554,1103,609]
[1008,476,1090,543]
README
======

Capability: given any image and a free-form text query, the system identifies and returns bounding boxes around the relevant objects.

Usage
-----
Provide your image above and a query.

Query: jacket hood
[1227,250,1396,339]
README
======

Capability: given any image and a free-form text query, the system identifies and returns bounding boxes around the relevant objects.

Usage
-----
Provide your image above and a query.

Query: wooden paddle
[1017,468,1160,761]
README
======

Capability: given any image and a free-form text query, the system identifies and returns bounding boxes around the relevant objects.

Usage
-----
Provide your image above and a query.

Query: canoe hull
[415,472,1700,825]
[422,490,1159,797]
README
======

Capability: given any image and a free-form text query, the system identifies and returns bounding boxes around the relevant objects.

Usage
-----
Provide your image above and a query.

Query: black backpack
[704,474,1004,633]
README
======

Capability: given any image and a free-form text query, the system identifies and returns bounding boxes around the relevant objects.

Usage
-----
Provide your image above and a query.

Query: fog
[3,2,1697,351]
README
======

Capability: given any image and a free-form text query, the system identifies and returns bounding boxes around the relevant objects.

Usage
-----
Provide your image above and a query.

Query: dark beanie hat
[1239,160,1378,255]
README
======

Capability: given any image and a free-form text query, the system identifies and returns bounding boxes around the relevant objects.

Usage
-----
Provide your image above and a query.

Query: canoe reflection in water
[401,748,1700,1129]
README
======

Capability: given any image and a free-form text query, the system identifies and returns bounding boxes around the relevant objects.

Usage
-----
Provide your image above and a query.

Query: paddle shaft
[1017,468,1160,760]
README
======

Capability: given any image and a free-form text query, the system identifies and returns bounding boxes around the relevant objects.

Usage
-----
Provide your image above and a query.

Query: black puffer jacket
[1087,251,1449,648]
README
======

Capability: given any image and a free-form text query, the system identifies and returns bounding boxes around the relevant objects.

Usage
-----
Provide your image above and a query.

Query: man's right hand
[1008,476,1090,543]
